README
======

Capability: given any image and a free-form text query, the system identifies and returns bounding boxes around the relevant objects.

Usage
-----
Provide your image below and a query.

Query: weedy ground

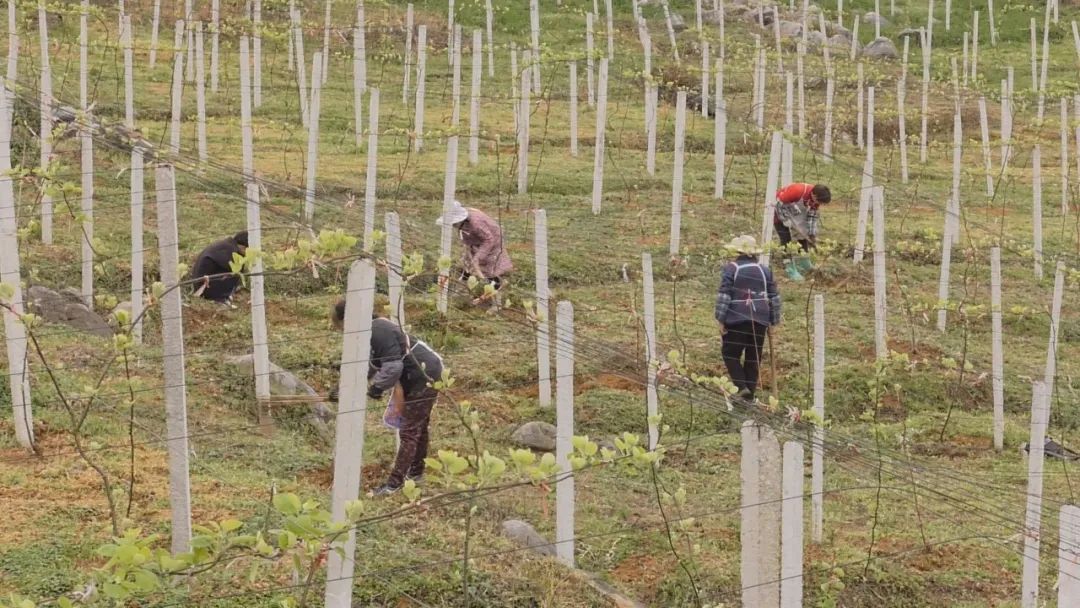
[0,0,1079,605]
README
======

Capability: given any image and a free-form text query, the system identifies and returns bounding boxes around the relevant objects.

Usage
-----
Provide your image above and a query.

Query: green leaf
[447,455,469,475]
[131,569,159,592]
[402,479,421,502]
[220,518,243,533]
[102,582,127,600]
[229,535,257,548]
[539,452,557,473]
[277,530,297,550]
[115,544,138,563]
[479,452,506,480]
[156,554,185,572]
[273,493,302,516]
[190,535,214,549]
[509,448,536,468]
[345,499,365,521]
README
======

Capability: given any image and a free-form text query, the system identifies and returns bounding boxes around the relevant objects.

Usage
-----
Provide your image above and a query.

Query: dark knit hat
[332,294,391,327]
[233,231,249,247]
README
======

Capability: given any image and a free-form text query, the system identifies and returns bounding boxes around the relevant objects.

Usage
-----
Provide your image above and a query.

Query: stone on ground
[862,36,900,59]
[511,421,557,452]
[26,285,113,338]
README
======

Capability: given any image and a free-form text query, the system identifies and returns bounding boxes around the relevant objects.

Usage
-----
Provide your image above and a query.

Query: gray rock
[226,354,334,439]
[26,285,113,338]
[512,421,557,452]
[702,8,724,26]
[897,28,925,46]
[826,34,851,53]
[736,7,761,25]
[669,12,687,32]
[501,519,556,556]
[827,23,853,39]
[777,20,802,39]
[804,30,827,49]
[862,11,889,27]
[862,36,900,59]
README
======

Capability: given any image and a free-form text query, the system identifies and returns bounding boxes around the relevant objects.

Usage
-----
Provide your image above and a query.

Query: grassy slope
[0,0,1078,605]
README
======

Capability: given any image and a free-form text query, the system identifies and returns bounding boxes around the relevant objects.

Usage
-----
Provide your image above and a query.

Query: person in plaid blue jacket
[714,236,781,401]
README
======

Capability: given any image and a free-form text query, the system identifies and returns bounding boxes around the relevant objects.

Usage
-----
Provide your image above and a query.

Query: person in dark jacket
[714,235,781,401]
[190,231,248,304]
[332,300,444,496]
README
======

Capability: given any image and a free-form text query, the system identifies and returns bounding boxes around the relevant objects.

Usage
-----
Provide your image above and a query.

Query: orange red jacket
[773,182,820,224]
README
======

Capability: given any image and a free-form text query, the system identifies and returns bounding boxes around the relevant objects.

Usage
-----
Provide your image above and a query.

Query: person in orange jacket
[773,182,831,281]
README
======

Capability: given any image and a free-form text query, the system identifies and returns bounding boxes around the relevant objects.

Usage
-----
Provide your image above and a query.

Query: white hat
[725,234,762,255]
[435,200,470,226]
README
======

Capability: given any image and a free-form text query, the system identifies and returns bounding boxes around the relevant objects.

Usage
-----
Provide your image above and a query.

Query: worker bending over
[332,300,444,496]
[436,201,513,304]
[773,182,831,281]
[190,231,248,305]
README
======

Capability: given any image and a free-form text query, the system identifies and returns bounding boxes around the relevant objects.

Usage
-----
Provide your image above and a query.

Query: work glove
[367,385,384,400]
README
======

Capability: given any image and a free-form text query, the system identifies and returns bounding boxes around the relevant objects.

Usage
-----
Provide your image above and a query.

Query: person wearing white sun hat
[436,201,513,299]
[714,235,781,401]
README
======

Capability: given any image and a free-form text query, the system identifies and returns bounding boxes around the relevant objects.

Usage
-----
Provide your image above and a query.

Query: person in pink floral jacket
[437,201,513,296]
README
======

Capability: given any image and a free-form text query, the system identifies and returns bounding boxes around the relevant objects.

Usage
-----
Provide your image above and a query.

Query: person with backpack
[436,200,513,304]
[190,231,248,305]
[773,182,831,281]
[331,299,445,496]
[714,235,781,401]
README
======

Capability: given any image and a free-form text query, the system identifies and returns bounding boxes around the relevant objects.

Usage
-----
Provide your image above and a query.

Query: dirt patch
[298,465,334,490]
[887,337,944,359]
[362,462,390,488]
[609,553,674,604]
[906,543,979,572]
[577,373,644,395]
[463,395,518,425]
[265,298,327,327]
[296,461,390,492]
[911,434,992,458]
[976,206,1010,217]
[511,383,540,399]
